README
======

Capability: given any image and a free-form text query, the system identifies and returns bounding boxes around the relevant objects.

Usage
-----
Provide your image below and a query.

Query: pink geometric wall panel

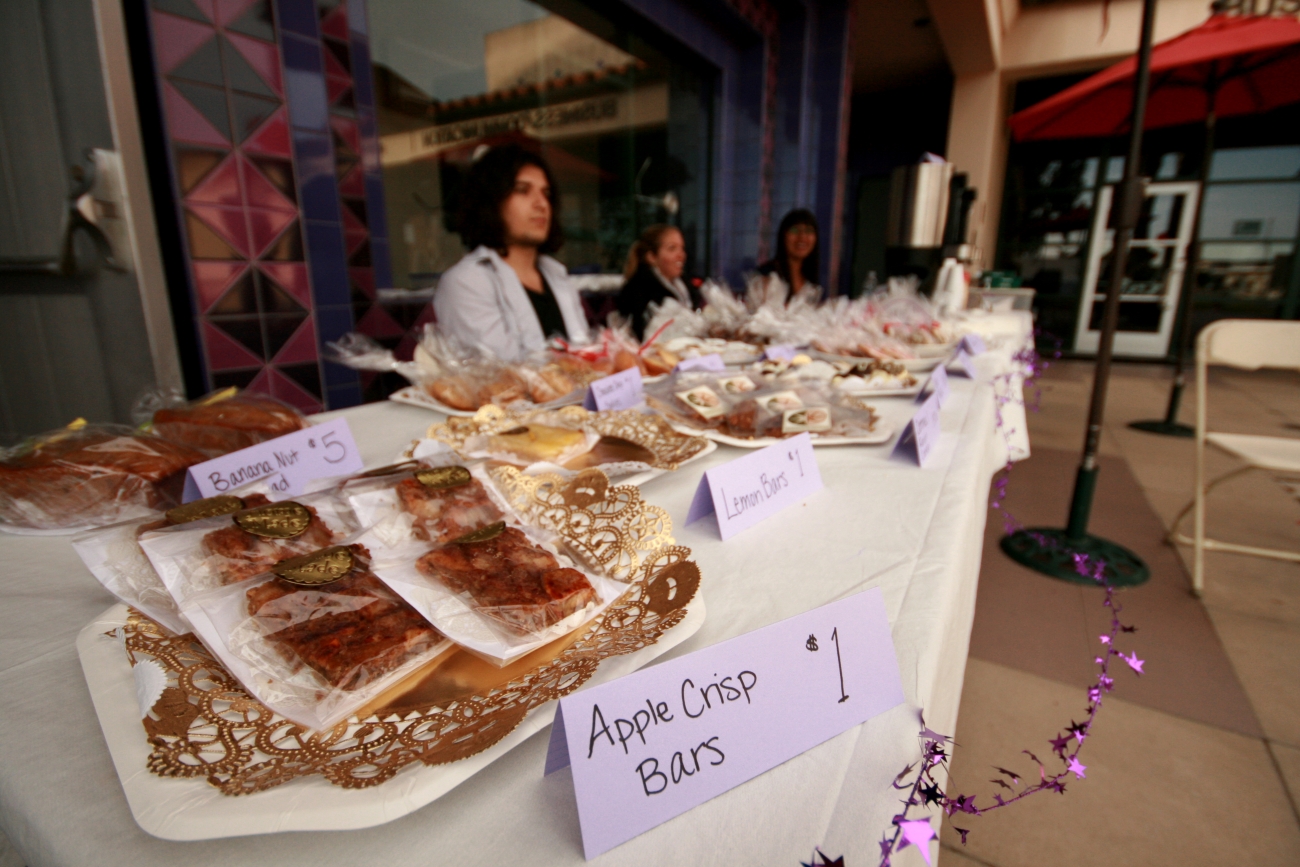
[203,321,262,370]
[258,262,312,307]
[272,318,319,365]
[193,261,247,311]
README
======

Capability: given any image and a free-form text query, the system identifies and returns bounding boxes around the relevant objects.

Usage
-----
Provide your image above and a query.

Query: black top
[614,266,698,340]
[525,276,567,339]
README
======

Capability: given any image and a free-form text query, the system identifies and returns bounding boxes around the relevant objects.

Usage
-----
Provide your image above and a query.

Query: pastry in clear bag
[71,494,251,635]
[369,519,627,667]
[138,489,360,607]
[139,387,307,457]
[342,461,505,547]
[188,543,451,731]
[0,420,205,531]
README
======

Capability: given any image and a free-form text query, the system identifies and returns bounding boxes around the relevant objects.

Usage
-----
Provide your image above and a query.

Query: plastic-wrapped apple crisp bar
[71,494,258,635]
[367,518,628,667]
[188,543,451,731]
[138,490,359,608]
[342,462,504,548]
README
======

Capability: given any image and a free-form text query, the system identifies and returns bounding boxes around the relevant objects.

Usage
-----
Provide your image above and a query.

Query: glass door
[1073,181,1200,357]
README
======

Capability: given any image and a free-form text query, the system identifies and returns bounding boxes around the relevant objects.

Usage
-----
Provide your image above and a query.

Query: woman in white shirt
[433,145,590,362]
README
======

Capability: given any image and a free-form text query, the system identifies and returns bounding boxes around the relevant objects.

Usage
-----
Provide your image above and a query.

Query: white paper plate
[809,350,943,372]
[77,597,705,841]
[387,386,584,417]
[667,420,895,449]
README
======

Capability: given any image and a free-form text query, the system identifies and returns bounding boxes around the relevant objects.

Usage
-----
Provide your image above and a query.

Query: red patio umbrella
[1007,12,1300,438]
[1009,13,1300,141]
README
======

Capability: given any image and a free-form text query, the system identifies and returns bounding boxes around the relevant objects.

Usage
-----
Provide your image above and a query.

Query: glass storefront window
[1195,153,1300,311]
[369,0,713,296]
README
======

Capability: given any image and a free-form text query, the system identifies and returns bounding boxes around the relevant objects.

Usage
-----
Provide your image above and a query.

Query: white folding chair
[1169,319,1300,596]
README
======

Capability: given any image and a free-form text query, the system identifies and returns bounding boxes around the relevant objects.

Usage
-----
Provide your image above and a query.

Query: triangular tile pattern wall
[146,0,392,411]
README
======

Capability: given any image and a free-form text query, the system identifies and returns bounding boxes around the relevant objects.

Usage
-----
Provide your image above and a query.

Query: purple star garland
[874,336,1147,866]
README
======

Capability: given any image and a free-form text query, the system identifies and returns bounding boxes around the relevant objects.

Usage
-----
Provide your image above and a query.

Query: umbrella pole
[1001,0,1157,588]
[1131,106,1217,438]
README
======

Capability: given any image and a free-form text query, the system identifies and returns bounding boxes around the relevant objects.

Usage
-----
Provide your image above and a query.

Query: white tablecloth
[0,314,1030,867]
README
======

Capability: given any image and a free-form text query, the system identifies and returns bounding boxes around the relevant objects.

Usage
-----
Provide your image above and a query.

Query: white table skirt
[0,314,1030,867]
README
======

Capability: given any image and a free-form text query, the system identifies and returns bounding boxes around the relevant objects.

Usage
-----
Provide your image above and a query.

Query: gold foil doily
[420,404,712,472]
[119,467,697,795]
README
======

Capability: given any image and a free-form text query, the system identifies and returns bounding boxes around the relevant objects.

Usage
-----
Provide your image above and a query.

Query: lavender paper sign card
[545,587,905,859]
[960,333,987,354]
[675,353,726,373]
[583,367,644,411]
[948,347,978,379]
[684,433,822,540]
[181,418,364,502]
[764,344,797,362]
[892,392,941,467]
[916,363,950,406]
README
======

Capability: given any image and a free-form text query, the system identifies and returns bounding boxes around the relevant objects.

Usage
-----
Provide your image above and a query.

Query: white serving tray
[77,597,705,841]
[666,421,895,449]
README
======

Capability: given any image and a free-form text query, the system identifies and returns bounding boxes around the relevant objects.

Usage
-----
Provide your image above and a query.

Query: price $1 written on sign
[545,588,905,859]
[181,417,365,502]
[685,432,823,540]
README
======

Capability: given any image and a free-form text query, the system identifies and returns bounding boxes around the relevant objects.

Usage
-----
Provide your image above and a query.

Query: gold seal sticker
[449,521,506,545]
[415,465,471,490]
[273,546,355,586]
[165,495,245,525]
[234,502,312,539]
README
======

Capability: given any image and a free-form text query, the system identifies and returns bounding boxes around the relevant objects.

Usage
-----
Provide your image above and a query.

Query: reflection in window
[370,0,712,290]
[1209,146,1300,182]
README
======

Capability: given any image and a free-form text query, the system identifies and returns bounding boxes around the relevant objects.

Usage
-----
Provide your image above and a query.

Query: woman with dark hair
[432,144,589,361]
[613,224,697,340]
[751,208,823,307]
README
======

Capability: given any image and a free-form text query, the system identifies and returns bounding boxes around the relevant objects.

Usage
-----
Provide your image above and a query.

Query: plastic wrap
[138,489,360,608]
[141,387,308,457]
[72,493,287,635]
[0,422,205,531]
[73,515,188,634]
[328,327,584,412]
[368,521,626,667]
[645,370,880,441]
[188,543,451,731]
[342,461,505,550]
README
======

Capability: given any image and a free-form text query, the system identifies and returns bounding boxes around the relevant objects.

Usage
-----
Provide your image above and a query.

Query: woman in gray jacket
[433,145,589,362]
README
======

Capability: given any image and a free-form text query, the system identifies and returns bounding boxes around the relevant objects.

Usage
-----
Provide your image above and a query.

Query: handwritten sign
[948,347,977,379]
[960,333,987,355]
[684,433,822,540]
[545,588,904,859]
[764,345,797,362]
[675,354,726,373]
[917,363,950,407]
[180,417,364,502]
[893,391,941,467]
[583,367,644,411]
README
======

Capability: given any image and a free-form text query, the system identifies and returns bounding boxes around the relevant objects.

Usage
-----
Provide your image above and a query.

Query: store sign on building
[380,83,669,167]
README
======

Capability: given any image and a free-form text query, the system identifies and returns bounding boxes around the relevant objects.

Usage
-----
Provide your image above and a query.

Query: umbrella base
[1001,528,1150,587]
[1128,420,1194,438]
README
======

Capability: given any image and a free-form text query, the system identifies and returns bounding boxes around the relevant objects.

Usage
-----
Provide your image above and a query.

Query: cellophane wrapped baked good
[140,387,307,457]
[644,370,879,440]
[0,422,205,531]
[366,516,627,667]
[341,460,505,550]
[326,327,582,412]
[188,543,451,731]
[138,490,360,608]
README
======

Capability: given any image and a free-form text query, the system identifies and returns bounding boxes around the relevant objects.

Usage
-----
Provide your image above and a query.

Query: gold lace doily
[119,467,699,795]
[419,404,711,471]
